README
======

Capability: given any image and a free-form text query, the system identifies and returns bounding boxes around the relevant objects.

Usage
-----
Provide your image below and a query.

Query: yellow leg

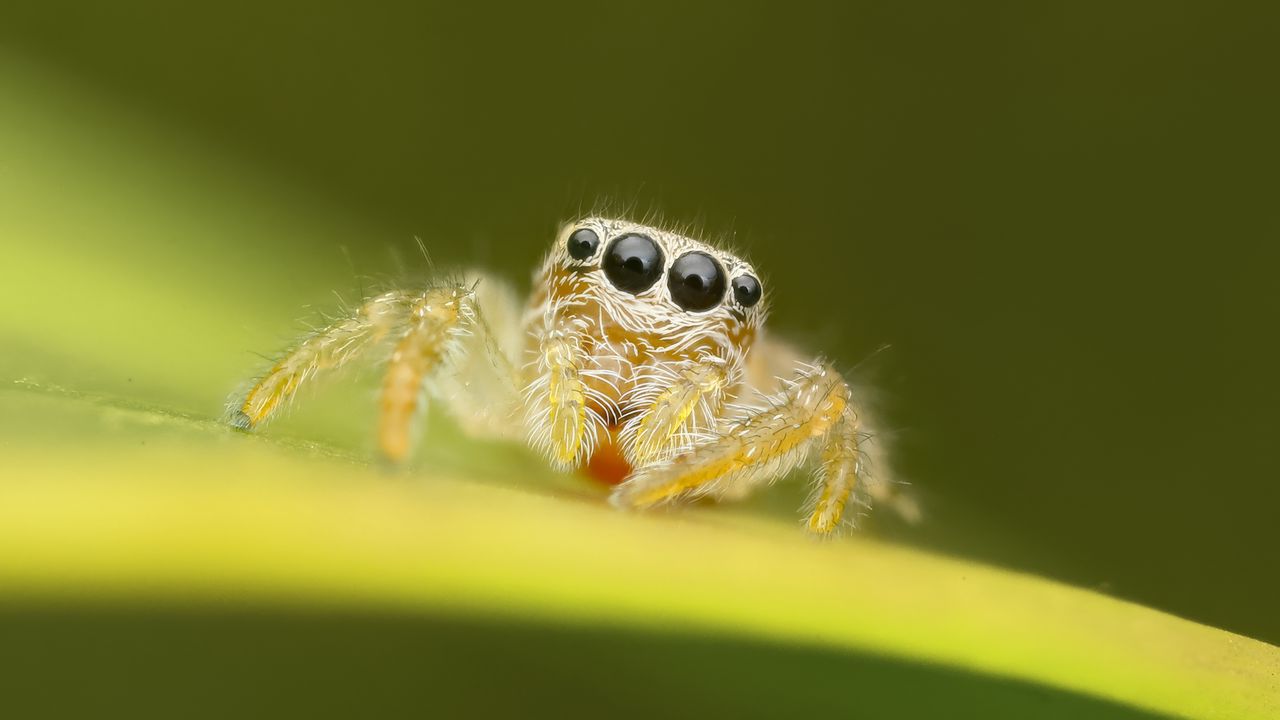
[228,290,413,429]
[377,286,476,462]
[612,363,851,517]
[625,358,728,466]
[524,316,593,470]
[806,414,862,533]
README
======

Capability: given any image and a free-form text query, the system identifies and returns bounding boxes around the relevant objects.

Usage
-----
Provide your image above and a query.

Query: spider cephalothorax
[523,218,765,480]
[229,216,911,533]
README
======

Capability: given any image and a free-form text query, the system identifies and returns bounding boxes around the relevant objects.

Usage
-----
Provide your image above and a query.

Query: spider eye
[668,252,726,312]
[603,233,664,294]
[732,275,762,308]
[566,227,599,260]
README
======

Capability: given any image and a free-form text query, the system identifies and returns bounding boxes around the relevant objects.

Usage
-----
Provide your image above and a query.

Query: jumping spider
[228,217,910,533]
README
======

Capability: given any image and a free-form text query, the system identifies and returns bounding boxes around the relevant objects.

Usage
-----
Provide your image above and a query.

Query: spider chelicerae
[228,217,914,533]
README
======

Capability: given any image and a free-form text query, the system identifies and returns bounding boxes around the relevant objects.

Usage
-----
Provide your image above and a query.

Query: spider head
[545,217,766,363]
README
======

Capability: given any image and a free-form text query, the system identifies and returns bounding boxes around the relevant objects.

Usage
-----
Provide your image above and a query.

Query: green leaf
[3,382,1278,719]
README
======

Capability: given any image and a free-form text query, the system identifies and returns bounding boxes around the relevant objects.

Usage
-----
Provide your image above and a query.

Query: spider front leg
[523,313,595,470]
[611,362,866,534]
[624,355,729,466]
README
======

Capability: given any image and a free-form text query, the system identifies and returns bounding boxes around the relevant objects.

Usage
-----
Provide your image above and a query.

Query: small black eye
[732,275,762,308]
[603,233,664,294]
[566,227,599,260]
[668,252,726,312]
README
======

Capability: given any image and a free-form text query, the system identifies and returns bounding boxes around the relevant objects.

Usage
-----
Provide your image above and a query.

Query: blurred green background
[1,0,1276,679]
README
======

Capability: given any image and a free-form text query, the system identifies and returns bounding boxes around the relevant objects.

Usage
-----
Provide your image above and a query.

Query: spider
[228,217,912,533]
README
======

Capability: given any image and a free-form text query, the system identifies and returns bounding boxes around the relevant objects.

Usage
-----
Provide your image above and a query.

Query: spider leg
[611,362,868,533]
[806,413,863,533]
[523,314,594,470]
[377,286,477,462]
[429,273,526,441]
[227,290,415,429]
[623,356,729,467]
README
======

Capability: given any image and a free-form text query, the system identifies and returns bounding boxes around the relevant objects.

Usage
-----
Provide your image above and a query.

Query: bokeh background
[1,1,1277,715]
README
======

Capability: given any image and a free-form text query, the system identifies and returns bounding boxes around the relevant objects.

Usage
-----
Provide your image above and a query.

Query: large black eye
[603,233,664,294]
[668,252,726,312]
[732,275,762,308]
[566,227,599,260]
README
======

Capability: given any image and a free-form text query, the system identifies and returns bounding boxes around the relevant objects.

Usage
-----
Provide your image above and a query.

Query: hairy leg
[227,290,414,429]
[378,286,477,462]
[806,414,864,533]
[623,355,729,467]
[612,362,859,531]
[523,313,594,470]
[431,273,526,441]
